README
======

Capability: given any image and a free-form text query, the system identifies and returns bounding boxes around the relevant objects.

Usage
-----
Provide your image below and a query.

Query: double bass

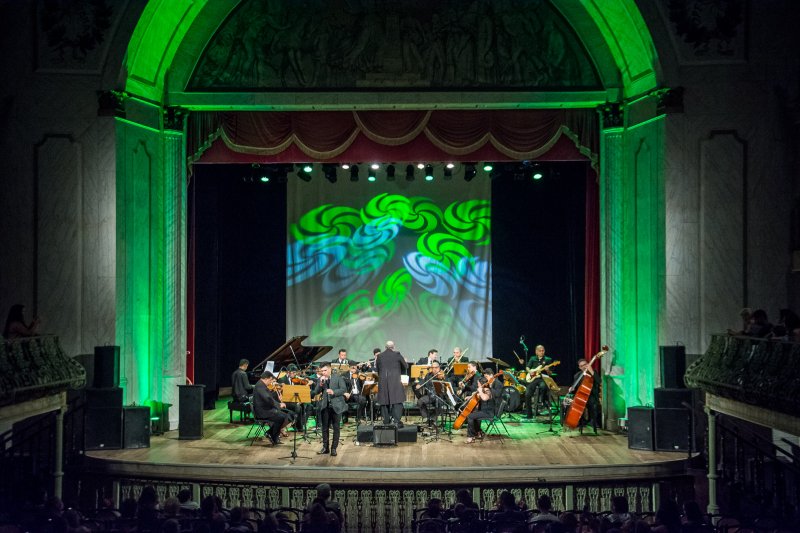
[453,370,504,430]
[564,346,609,429]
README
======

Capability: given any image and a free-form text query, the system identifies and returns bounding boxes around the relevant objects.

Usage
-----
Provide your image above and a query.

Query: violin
[291,376,310,385]
[268,382,284,403]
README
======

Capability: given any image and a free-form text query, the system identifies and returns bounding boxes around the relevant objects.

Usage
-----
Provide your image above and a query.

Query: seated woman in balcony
[3,304,41,339]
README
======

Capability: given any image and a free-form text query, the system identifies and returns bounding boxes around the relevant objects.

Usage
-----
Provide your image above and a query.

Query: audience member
[531,494,559,524]
[559,512,578,531]
[161,518,181,533]
[3,304,41,339]
[607,496,634,525]
[302,502,338,532]
[178,488,199,512]
[652,499,681,533]
[492,490,526,527]
[745,309,773,338]
[778,308,800,341]
[680,500,709,532]
[228,506,253,532]
[420,497,445,520]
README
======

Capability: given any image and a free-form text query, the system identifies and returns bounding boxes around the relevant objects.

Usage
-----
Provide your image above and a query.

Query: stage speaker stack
[85,387,123,450]
[123,406,151,448]
[626,406,654,450]
[93,345,120,388]
[178,384,205,439]
[654,387,695,452]
[356,424,418,445]
[659,345,686,389]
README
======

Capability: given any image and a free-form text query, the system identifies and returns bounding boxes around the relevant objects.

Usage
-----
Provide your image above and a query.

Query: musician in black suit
[343,363,369,423]
[277,364,309,431]
[524,344,553,419]
[569,358,600,434]
[414,361,442,427]
[376,340,408,427]
[445,347,469,390]
[252,372,289,445]
[416,349,438,366]
[335,349,349,366]
[310,362,348,456]
[465,371,497,444]
[231,359,254,402]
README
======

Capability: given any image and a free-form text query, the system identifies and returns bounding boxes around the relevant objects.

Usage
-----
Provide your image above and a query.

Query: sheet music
[400,375,409,385]
[266,361,275,374]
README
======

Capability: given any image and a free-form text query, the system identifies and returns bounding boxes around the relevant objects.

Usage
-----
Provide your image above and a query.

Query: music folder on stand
[279,385,312,461]
[425,381,454,442]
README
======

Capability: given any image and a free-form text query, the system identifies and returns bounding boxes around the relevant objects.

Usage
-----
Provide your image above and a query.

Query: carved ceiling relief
[664,0,746,64]
[36,0,114,72]
[188,0,601,91]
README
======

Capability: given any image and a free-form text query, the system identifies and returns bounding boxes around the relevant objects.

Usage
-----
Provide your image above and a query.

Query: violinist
[457,362,480,397]
[310,362,348,456]
[252,371,290,446]
[569,358,600,434]
[414,362,443,427]
[465,370,496,444]
[343,363,369,423]
[278,364,309,432]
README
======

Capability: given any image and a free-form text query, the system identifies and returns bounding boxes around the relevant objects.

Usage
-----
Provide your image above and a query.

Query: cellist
[465,369,502,444]
[568,358,600,434]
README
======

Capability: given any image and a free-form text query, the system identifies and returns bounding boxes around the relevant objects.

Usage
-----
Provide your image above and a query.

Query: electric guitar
[524,360,560,383]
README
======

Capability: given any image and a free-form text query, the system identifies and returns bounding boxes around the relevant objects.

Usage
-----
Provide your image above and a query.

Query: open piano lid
[250,335,332,376]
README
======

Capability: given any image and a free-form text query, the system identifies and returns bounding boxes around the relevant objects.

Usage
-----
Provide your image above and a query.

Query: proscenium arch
[125,0,661,106]
[119,0,664,427]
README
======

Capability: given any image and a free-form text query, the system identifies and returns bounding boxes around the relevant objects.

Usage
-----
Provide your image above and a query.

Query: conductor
[376,340,408,427]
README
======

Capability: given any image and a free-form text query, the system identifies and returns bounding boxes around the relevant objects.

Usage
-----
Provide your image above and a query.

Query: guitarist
[524,344,554,419]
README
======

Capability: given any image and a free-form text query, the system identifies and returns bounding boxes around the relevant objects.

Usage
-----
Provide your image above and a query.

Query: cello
[564,346,609,429]
[453,370,503,429]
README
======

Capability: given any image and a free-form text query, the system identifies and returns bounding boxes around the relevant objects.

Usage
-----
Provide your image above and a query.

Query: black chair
[228,398,252,423]
[247,418,273,445]
[482,399,510,442]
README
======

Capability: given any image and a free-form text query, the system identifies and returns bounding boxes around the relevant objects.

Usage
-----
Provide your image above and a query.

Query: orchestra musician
[310,362,348,456]
[376,340,408,427]
[465,369,499,444]
[343,362,369,423]
[335,349,349,366]
[414,361,443,427]
[252,371,290,446]
[231,358,254,403]
[416,349,439,365]
[569,358,600,434]
[446,347,469,391]
[457,361,480,397]
[524,344,554,419]
[277,364,310,432]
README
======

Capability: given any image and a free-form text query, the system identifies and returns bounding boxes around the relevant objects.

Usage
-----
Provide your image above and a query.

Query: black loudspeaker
[86,387,123,408]
[178,385,205,439]
[627,406,654,450]
[94,345,120,388]
[398,424,418,442]
[655,407,694,452]
[85,407,122,450]
[659,345,686,388]
[372,425,397,446]
[74,354,95,389]
[654,388,693,409]
[123,406,151,449]
[357,424,417,443]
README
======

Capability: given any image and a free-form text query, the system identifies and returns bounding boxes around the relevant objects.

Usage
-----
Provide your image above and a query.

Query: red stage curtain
[188,110,598,165]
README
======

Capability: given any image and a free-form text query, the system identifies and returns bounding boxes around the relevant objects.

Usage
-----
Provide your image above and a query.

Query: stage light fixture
[483,162,494,172]
[417,163,425,170]
[424,164,434,181]
[371,163,380,170]
[350,165,360,182]
[443,167,453,180]
[341,163,350,170]
[296,164,312,182]
[322,164,338,183]
[464,163,477,182]
[446,162,455,169]
[386,164,396,181]
[405,164,415,181]
[368,168,377,182]
[260,175,269,183]
[532,162,544,180]
[302,163,313,173]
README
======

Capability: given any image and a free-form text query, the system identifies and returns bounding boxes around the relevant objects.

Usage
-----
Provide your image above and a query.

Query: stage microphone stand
[424,383,452,443]
[279,392,310,462]
[536,390,560,435]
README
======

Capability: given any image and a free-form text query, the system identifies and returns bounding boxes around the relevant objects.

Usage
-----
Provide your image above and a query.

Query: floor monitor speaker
[659,345,686,388]
[123,406,151,449]
[372,425,397,446]
[94,345,120,388]
[655,407,695,452]
[627,406,654,451]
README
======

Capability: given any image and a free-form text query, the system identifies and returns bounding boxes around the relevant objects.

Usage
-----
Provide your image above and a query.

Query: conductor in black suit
[376,340,408,427]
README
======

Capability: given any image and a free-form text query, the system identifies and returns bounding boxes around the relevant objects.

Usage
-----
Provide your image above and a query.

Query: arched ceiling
[125,0,659,109]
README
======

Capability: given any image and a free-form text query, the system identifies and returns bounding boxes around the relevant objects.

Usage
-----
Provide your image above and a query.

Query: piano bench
[228,399,252,423]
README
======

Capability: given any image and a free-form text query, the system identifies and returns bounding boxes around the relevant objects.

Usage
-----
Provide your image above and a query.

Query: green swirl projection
[288,188,492,359]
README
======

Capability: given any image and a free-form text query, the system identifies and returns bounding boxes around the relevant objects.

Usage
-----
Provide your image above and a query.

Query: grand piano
[248,335,332,383]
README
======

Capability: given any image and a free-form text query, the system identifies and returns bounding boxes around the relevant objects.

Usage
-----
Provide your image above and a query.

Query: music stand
[422,381,452,442]
[409,365,429,378]
[331,363,350,374]
[279,385,312,461]
[452,362,468,376]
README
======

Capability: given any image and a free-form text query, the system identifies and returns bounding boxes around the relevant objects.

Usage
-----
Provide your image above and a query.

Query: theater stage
[83,401,690,487]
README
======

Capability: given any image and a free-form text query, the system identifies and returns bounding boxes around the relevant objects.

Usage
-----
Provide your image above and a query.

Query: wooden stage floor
[84,401,690,486]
